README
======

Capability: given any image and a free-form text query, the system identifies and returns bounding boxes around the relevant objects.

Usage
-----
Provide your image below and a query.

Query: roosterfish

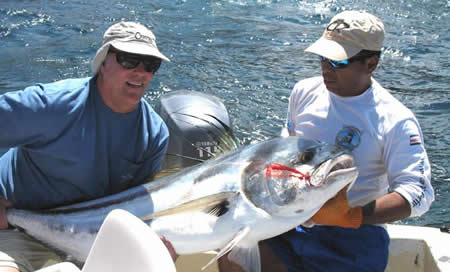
[7,136,358,272]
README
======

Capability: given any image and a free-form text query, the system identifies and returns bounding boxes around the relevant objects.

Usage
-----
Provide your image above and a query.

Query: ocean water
[0,0,448,228]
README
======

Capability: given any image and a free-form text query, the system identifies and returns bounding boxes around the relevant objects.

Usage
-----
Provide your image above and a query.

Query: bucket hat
[92,22,169,74]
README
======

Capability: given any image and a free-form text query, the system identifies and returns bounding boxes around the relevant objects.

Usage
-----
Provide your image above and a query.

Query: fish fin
[212,124,239,155]
[228,243,261,272]
[204,200,229,217]
[141,192,237,220]
[201,226,250,271]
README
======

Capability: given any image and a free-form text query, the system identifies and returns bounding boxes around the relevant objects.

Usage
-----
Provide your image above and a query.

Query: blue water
[1,0,449,228]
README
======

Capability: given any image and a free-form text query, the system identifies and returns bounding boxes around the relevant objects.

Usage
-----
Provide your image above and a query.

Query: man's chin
[324,81,337,92]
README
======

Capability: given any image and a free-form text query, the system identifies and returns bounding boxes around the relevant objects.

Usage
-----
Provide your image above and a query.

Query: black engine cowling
[156,91,238,170]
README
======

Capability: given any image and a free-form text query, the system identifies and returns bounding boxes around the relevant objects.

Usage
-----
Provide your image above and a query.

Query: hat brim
[111,41,170,62]
[92,44,111,75]
[305,37,361,61]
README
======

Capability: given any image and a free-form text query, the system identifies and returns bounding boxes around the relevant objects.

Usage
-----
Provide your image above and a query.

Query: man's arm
[361,191,411,225]
[0,198,10,229]
[311,188,411,228]
[160,236,178,262]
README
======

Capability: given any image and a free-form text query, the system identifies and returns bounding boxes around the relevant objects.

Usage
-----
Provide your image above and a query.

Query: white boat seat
[35,209,176,272]
[34,262,81,272]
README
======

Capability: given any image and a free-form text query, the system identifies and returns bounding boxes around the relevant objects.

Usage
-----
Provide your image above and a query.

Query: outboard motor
[156,91,238,170]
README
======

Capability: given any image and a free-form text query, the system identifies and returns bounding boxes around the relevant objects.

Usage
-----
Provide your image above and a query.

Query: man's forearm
[362,192,411,225]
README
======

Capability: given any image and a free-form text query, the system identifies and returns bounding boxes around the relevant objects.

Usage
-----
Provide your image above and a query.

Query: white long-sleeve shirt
[285,76,434,217]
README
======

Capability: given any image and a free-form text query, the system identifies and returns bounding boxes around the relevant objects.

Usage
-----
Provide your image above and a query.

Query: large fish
[7,136,358,272]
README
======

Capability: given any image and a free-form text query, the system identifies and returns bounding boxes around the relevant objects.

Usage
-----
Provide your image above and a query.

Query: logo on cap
[133,31,154,44]
[325,19,350,40]
[327,19,350,32]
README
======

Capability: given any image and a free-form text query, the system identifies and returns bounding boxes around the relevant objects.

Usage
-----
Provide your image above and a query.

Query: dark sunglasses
[320,54,374,69]
[109,48,162,73]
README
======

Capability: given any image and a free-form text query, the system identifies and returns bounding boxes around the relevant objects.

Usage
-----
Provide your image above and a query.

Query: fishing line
[265,163,311,183]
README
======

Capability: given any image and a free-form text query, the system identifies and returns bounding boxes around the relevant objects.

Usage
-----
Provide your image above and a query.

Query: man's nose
[134,62,147,73]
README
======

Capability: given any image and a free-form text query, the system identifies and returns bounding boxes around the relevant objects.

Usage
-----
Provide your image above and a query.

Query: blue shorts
[264,225,389,272]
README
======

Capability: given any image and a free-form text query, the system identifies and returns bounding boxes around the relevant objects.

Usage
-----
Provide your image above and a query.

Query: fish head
[242,136,358,218]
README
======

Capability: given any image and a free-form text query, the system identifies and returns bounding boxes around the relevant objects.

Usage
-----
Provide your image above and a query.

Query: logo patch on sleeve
[409,134,422,146]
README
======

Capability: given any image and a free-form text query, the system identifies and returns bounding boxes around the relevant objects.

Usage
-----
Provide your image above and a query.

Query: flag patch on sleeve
[409,135,422,145]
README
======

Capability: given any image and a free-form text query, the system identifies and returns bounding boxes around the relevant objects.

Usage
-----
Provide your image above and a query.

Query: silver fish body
[7,136,358,271]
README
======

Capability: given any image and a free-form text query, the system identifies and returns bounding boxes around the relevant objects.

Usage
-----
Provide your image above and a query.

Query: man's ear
[99,58,107,75]
[367,55,379,74]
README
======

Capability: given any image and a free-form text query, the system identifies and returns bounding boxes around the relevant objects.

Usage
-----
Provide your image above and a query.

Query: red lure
[265,163,311,184]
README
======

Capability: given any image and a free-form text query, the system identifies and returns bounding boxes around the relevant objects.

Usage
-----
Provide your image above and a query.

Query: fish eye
[299,149,314,163]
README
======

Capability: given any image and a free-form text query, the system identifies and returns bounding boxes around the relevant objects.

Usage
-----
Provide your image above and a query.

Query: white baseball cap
[305,11,385,61]
[92,22,170,74]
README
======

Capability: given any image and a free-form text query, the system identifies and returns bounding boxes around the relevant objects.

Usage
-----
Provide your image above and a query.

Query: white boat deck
[385,224,450,272]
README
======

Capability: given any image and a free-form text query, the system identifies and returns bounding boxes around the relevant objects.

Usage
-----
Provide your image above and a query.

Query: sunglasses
[320,54,374,69]
[109,48,162,73]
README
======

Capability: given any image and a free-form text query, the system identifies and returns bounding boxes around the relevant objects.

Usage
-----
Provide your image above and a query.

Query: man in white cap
[258,10,435,272]
[0,22,174,271]
[219,10,434,272]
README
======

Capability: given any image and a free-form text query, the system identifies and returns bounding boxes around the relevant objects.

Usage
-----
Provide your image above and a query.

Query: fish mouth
[310,154,356,186]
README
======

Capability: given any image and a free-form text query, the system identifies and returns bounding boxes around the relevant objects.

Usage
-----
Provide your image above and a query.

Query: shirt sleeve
[285,82,303,137]
[384,118,435,217]
[0,85,51,148]
[128,112,169,187]
[145,119,170,176]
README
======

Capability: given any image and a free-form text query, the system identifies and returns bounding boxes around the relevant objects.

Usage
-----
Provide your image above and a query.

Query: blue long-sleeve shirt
[0,77,169,209]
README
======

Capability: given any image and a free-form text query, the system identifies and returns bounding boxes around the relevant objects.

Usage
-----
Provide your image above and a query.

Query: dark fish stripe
[40,186,149,215]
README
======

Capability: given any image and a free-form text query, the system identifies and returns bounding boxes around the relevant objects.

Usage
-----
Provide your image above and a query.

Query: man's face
[98,51,155,113]
[320,56,377,97]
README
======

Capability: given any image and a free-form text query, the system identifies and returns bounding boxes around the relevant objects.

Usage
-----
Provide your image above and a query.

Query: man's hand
[0,198,11,229]
[160,236,178,262]
[311,185,362,228]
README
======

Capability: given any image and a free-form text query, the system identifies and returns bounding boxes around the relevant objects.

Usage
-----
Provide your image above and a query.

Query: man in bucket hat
[0,22,175,271]
[220,10,434,272]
